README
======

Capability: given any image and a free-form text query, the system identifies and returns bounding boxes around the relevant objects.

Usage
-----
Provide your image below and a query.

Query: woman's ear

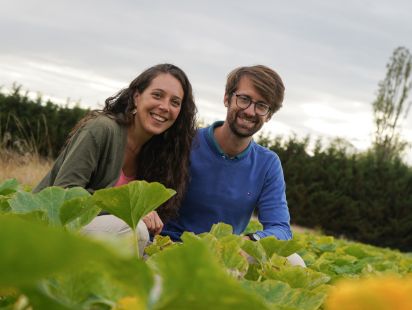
[133,92,140,107]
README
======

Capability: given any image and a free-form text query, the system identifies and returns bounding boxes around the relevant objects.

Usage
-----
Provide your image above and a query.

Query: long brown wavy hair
[70,64,197,221]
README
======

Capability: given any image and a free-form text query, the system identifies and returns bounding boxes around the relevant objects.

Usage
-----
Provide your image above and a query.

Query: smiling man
[162,65,292,243]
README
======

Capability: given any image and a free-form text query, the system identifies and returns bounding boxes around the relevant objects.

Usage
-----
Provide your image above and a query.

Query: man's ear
[223,94,229,107]
[265,113,272,122]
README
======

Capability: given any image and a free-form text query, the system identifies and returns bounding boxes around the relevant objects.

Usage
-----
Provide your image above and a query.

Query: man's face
[225,76,271,138]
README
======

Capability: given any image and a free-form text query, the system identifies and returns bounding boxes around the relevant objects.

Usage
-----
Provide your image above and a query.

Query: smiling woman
[33,64,197,248]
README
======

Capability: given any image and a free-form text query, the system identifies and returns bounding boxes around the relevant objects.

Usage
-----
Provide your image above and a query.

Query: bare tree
[372,47,412,162]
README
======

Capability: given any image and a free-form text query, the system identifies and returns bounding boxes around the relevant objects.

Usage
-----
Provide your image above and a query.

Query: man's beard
[228,110,263,138]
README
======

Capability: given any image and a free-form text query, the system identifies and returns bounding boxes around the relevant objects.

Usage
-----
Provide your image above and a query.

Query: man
[161,65,292,243]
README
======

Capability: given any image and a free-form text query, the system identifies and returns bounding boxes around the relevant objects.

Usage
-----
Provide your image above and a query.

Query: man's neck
[214,122,252,158]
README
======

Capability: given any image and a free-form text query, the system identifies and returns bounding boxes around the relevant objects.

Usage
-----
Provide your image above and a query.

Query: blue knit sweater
[162,121,292,241]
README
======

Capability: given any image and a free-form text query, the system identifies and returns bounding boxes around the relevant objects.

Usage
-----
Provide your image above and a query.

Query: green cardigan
[34,115,128,193]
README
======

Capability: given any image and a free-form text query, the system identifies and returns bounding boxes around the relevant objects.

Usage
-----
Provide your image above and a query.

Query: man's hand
[142,211,163,236]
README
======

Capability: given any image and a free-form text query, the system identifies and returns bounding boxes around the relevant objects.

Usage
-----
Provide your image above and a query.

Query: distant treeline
[0,85,89,157]
[1,86,411,252]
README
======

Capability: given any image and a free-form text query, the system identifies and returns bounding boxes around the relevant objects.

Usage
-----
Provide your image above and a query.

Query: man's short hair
[225,65,285,116]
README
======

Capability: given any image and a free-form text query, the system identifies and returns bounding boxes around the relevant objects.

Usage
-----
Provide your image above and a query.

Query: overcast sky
[1,0,412,163]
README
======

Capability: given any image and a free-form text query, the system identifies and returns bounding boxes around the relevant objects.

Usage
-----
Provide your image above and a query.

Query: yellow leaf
[113,296,145,310]
[326,276,412,310]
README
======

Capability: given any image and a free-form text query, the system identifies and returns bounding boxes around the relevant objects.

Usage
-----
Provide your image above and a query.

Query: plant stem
[134,228,141,258]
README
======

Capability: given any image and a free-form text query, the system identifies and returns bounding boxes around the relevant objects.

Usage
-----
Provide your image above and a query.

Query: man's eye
[239,95,250,103]
[256,103,267,110]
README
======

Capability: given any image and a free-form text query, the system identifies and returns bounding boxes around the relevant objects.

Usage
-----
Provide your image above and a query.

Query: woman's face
[133,73,184,138]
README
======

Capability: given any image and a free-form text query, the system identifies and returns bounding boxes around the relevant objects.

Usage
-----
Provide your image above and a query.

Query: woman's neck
[122,124,152,177]
[126,123,152,155]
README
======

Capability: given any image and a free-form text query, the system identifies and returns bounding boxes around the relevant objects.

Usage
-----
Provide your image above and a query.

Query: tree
[372,46,412,162]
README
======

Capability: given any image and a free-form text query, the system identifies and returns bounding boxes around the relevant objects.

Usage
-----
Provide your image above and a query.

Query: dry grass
[0,149,52,188]
[291,224,318,234]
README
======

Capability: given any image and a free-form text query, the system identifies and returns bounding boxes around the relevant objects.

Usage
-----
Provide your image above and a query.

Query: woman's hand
[142,211,163,236]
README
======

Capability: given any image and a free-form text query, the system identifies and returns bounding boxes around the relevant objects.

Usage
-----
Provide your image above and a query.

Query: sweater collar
[206,121,252,160]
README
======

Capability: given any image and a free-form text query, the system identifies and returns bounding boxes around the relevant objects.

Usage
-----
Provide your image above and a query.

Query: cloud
[1,0,412,163]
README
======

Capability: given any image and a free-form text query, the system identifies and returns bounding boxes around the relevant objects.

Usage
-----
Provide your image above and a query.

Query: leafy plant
[8,185,99,228]
[92,180,176,257]
[1,179,412,309]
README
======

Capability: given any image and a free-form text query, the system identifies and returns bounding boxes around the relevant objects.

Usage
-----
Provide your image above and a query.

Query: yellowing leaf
[326,276,412,310]
[114,296,145,310]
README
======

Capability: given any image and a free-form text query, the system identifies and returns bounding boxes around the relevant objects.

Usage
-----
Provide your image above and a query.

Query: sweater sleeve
[255,156,292,240]
[53,127,100,190]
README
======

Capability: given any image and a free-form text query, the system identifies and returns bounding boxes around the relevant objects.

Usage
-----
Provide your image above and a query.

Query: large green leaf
[92,181,175,231]
[219,235,249,278]
[0,214,102,285]
[8,186,90,226]
[209,222,233,239]
[150,237,270,309]
[242,279,327,310]
[243,218,263,235]
[197,232,221,254]
[260,236,303,257]
[21,288,73,310]
[244,263,261,281]
[0,178,19,195]
[312,236,337,254]
[189,231,249,277]
[0,214,153,296]
[241,239,268,264]
[60,196,101,230]
[0,195,11,213]
[342,244,371,259]
[262,265,331,290]
[44,258,153,310]
[144,235,175,257]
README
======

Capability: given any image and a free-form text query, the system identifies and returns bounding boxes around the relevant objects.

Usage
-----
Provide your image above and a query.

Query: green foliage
[0,85,88,157]
[149,236,269,309]
[8,186,97,228]
[242,217,263,234]
[144,235,175,256]
[93,181,176,258]
[261,265,331,290]
[242,280,327,310]
[260,236,304,257]
[1,180,412,309]
[0,179,20,213]
[0,178,19,195]
[0,215,146,286]
[92,181,176,232]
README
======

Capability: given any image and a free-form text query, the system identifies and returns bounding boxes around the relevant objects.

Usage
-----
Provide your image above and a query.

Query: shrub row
[259,135,412,252]
[0,85,89,157]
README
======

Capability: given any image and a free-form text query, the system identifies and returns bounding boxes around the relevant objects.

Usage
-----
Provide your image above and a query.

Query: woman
[34,64,197,241]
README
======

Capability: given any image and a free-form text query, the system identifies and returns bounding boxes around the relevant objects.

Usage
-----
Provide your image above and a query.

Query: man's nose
[243,102,256,116]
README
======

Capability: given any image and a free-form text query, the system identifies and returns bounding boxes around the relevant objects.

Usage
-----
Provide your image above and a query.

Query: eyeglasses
[233,93,271,116]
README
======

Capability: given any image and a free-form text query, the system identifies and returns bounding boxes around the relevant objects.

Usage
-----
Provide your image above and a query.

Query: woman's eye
[152,92,161,99]
[171,100,181,108]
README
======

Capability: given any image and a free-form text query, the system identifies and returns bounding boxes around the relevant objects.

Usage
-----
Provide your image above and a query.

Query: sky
[1,0,412,163]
